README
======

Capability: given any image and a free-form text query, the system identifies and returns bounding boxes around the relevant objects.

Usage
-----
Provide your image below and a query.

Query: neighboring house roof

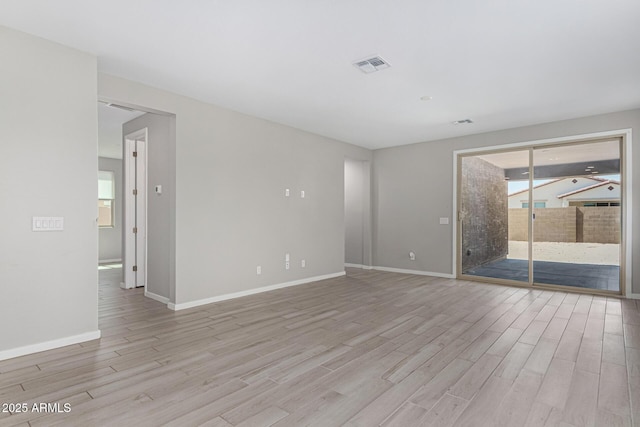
[507,176,611,198]
[508,179,561,197]
[556,180,619,199]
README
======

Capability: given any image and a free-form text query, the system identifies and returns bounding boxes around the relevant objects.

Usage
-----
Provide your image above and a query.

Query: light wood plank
[0,268,636,426]
[560,369,599,426]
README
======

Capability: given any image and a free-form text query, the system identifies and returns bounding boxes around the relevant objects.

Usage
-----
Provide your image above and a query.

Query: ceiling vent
[100,101,135,112]
[452,119,474,125]
[353,56,391,74]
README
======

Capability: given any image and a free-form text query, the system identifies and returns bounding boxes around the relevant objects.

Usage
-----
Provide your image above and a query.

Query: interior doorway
[344,159,372,269]
[97,101,146,289]
[123,128,148,289]
[456,135,629,295]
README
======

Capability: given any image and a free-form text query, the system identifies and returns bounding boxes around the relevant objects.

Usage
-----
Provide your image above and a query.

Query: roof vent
[452,119,474,125]
[353,56,391,74]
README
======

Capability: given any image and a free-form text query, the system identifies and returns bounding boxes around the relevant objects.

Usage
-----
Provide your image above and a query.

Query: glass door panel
[532,140,621,291]
[460,150,530,283]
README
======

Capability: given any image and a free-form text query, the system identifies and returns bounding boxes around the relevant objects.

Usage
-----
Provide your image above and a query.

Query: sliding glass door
[459,138,622,294]
[460,150,530,284]
[532,140,620,291]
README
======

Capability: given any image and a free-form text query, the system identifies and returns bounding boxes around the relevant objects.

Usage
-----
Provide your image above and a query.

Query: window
[522,202,546,208]
[581,201,620,207]
[98,171,115,227]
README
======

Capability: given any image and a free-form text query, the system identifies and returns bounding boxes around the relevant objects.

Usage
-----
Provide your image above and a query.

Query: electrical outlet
[285,262,290,270]
[409,251,416,261]
[301,259,306,268]
[256,266,261,275]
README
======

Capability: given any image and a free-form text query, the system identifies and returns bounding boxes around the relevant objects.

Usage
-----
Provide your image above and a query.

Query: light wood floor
[1,268,639,426]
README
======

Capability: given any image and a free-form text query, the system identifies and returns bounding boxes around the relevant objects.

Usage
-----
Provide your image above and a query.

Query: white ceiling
[2,0,639,149]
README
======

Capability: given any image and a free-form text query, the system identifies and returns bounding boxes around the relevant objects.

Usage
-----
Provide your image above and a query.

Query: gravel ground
[507,241,620,265]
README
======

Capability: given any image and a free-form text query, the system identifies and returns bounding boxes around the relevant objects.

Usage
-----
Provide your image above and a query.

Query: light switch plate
[439,217,449,225]
[33,217,64,231]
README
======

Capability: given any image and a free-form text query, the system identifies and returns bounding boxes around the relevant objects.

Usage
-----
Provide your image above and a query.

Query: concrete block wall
[508,207,620,244]
[534,207,577,242]
[579,207,621,244]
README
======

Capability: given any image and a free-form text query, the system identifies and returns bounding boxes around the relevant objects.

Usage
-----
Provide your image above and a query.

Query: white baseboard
[372,266,455,279]
[168,271,346,311]
[626,292,640,300]
[0,330,101,362]
[145,291,170,304]
[344,263,373,269]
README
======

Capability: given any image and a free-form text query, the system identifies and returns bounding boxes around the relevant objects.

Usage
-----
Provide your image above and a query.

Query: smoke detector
[353,56,391,74]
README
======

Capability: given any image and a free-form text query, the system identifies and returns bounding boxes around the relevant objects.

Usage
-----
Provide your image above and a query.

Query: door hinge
[133,151,138,158]
[133,227,138,234]
[133,189,138,196]
[133,265,138,272]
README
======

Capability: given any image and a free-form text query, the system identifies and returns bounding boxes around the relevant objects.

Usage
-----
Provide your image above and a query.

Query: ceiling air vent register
[353,56,391,74]
[452,119,474,125]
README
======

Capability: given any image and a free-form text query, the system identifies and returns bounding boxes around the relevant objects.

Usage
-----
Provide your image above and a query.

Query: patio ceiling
[476,138,621,180]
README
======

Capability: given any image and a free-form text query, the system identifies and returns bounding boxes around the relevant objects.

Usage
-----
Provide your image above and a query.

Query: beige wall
[0,26,98,357]
[99,74,372,307]
[123,113,175,301]
[373,109,639,293]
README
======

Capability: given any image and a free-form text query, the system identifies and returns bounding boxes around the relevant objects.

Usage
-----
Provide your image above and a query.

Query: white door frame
[452,128,633,296]
[123,128,148,290]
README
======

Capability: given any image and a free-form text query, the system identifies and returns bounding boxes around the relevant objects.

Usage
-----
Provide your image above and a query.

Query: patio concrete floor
[465,258,619,291]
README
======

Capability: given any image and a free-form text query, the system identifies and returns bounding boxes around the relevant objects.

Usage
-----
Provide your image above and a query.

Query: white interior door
[124,129,147,289]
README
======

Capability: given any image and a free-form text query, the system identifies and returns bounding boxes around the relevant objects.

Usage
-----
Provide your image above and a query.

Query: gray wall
[344,159,372,266]
[373,108,640,293]
[123,113,175,300]
[461,156,508,272]
[99,74,372,306]
[98,157,123,262]
[0,26,98,355]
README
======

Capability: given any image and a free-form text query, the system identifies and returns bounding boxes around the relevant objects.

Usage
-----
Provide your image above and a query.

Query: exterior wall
[509,207,620,244]
[508,177,611,208]
[534,207,577,242]
[461,157,508,271]
[509,209,529,241]
[563,183,620,206]
[579,207,621,244]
